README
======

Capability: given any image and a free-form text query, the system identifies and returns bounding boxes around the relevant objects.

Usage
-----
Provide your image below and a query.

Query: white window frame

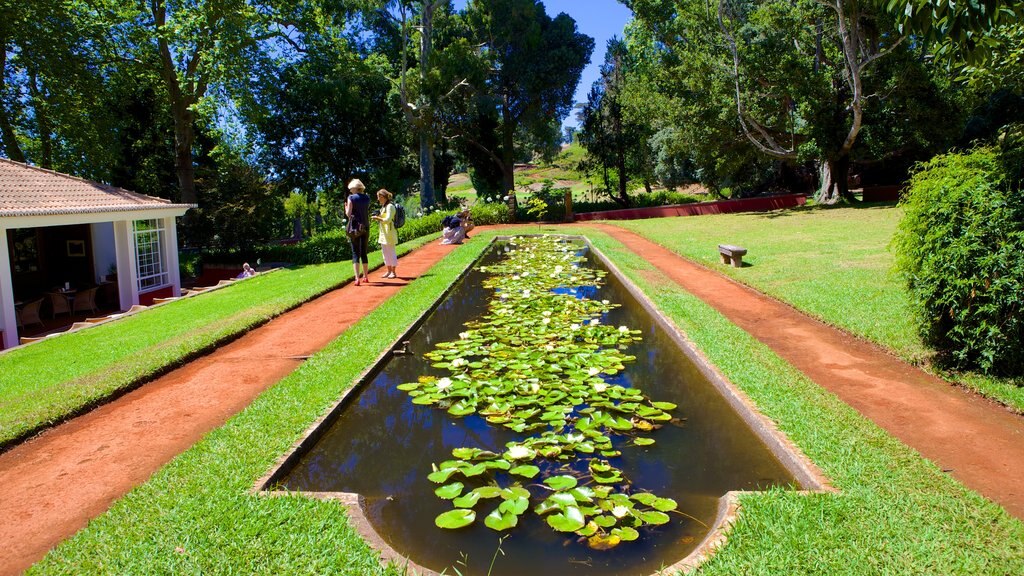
[133,219,169,291]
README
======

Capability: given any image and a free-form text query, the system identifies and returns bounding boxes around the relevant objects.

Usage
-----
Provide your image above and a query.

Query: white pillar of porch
[163,216,181,297]
[113,220,140,309]
[0,227,18,348]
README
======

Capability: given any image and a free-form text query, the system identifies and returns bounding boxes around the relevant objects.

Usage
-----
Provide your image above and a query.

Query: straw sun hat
[347,178,366,191]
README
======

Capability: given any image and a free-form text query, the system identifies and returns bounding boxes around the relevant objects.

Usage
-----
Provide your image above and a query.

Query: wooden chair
[47,291,71,318]
[72,287,98,315]
[18,298,44,328]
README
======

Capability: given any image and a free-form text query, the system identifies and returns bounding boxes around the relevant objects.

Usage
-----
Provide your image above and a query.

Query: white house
[0,159,193,349]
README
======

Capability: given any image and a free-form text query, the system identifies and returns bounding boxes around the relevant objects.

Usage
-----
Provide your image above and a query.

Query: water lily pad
[612,526,640,541]
[453,491,482,509]
[547,506,586,532]
[434,482,464,500]
[587,533,622,550]
[485,508,519,531]
[509,464,540,479]
[435,508,476,529]
[633,437,656,446]
[473,486,504,499]
[544,475,578,491]
[639,510,671,525]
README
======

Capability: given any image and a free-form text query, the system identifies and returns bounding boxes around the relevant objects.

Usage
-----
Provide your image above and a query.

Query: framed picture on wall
[67,240,86,257]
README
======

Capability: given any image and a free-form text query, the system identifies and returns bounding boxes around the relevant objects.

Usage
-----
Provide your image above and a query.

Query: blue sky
[450,0,635,129]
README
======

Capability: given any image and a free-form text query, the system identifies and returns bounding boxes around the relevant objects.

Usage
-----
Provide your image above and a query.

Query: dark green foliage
[894,145,1024,374]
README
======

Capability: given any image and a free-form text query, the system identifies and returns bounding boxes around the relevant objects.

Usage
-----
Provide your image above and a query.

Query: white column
[113,220,139,309]
[163,216,181,297]
[0,227,18,349]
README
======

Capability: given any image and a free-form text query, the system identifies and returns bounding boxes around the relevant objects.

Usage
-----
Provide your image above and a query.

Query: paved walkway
[0,239,462,575]
[591,223,1024,519]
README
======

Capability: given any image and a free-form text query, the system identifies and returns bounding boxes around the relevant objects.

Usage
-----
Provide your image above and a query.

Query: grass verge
[29,226,1024,575]
[0,234,438,448]
[610,205,1024,412]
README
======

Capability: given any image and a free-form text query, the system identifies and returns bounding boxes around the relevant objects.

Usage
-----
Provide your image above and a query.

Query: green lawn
[611,204,1024,412]
[28,226,1024,575]
[0,234,438,448]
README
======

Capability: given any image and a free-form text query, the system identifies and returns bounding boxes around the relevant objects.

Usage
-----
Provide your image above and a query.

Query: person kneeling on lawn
[441,210,474,245]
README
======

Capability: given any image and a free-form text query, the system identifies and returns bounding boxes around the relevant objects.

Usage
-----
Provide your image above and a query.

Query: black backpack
[394,204,406,228]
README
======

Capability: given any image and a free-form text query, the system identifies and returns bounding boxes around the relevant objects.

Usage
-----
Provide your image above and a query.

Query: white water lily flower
[542,311,552,317]
[542,317,551,325]
[588,367,601,377]
[512,275,520,280]
[545,344,555,351]
[522,289,531,297]
[436,377,453,391]
[451,358,467,368]
[602,300,610,305]
[459,331,471,340]
[530,382,541,393]
[618,325,630,333]
[593,382,608,393]
[554,265,564,273]
[507,445,533,460]
[612,505,629,519]
[570,323,581,331]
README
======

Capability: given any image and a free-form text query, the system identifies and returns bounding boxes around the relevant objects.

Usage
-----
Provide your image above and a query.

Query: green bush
[893,146,1024,374]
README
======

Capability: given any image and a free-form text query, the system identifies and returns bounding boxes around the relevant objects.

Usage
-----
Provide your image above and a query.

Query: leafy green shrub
[893,146,1024,374]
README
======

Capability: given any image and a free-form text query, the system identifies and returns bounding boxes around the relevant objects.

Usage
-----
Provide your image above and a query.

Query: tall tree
[578,38,657,206]
[100,0,307,206]
[371,0,482,208]
[464,0,593,192]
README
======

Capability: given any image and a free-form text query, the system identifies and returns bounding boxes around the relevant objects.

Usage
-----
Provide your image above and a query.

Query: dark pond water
[277,240,796,576]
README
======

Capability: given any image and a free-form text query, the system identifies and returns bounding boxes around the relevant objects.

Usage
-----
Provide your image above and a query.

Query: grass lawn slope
[29,227,1024,575]
[611,205,1024,412]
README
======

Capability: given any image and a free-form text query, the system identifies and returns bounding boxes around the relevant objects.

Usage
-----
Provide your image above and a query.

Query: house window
[133,219,168,291]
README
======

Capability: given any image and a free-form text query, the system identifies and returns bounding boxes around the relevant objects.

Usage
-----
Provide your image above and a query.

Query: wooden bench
[718,244,747,268]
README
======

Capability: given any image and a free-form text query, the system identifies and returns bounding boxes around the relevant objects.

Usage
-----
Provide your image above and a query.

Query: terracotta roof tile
[0,158,194,217]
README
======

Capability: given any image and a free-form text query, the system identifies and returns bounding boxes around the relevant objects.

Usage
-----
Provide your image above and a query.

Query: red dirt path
[591,223,1024,519]
[0,239,460,575]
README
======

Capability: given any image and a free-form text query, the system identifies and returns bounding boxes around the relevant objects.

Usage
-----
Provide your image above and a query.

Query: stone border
[256,234,834,576]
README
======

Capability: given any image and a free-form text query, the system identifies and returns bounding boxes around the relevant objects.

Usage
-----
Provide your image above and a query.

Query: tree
[98,0,311,206]
[0,0,116,174]
[578,38,658,206]
[627,0,949,203]
[464,0,594,192]
[371,0,484,208]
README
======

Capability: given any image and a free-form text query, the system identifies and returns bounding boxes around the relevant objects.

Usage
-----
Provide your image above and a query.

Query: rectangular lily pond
[264,236,824,576]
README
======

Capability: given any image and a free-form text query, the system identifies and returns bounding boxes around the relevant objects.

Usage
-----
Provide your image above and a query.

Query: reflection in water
[280,242,796,576]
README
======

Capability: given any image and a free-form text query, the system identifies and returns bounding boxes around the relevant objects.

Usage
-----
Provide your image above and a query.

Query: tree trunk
[27,68,52,169]
[0,35,25,163]
[170,101,197,205]
[417,2,437,209]
[816,154,855,205]
[419,129,435,208]
[501,100,516,193]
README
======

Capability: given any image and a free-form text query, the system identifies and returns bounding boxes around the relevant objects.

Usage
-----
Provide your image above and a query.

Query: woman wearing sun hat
[371,188,399,279]
[345,179,371,285]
